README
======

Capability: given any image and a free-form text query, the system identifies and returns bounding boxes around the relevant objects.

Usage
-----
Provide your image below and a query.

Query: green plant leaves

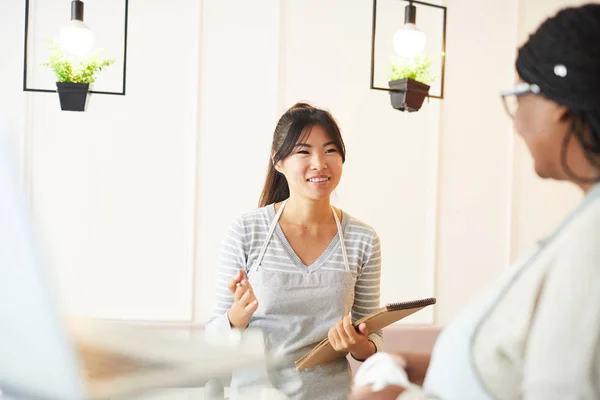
[387,55,437,85]
[41,39,116,84]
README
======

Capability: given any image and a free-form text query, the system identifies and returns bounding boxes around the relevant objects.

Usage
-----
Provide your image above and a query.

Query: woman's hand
[351,353,410,399]
[328,316,375,360]
[227,270,259,328]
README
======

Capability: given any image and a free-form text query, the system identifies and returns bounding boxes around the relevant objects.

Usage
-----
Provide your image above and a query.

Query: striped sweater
[206,204,383,397]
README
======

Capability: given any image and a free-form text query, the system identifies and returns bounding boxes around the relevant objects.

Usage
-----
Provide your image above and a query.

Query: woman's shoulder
[554,200,600,267]
[554,194,600,257]
[229,204,274,230]
[342,211,379,241]
[540,196,600,299]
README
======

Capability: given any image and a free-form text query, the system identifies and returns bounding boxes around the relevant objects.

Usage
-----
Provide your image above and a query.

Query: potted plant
[42,40,115,112]
[387,55,436,112]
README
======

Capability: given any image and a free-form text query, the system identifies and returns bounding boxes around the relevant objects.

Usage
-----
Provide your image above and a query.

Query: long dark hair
[516,4,600,182]
[258,102,346,207]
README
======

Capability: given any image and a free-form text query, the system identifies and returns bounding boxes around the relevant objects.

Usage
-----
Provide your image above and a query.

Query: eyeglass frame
[500,82,541,118]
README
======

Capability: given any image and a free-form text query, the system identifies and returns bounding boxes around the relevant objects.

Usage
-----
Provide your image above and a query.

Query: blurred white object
[59,19,94,56]
[58,1,94,56]
[205,326,244,346]
[392,2,426,58]
[204,378,225,400]
[354,352,414,392]
[0,139,267,399]
[393,23,426,58]
[237,386,288,400]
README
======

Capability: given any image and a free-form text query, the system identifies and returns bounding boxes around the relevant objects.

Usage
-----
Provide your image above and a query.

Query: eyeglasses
[500,82,541,118]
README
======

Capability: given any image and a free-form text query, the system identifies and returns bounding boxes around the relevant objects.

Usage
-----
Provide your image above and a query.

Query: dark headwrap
[516,4,600,166]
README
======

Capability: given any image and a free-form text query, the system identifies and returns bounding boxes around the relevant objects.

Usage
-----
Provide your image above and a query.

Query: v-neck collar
[267,203,350,272]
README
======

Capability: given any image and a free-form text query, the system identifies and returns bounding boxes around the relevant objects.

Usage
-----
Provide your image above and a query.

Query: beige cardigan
[400,188,600,400]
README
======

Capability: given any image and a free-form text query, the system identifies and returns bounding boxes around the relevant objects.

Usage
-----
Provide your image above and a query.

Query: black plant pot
[56,82,90,112]
[388,78,430,112]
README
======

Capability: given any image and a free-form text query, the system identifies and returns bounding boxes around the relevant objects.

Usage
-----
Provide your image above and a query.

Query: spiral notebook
[295,297,436,371]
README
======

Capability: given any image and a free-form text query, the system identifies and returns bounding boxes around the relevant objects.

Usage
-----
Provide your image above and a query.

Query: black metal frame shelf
[370,0,447,99]
[22,0,129,96]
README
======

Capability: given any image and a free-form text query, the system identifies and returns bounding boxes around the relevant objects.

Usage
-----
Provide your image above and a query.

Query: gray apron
[231,199,356,400]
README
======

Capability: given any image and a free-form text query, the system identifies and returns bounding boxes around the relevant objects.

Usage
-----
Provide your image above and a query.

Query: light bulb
[59,19,94,56]
[393,23,426,58]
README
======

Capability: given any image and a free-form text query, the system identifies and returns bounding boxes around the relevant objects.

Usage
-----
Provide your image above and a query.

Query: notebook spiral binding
[386,297,436,311]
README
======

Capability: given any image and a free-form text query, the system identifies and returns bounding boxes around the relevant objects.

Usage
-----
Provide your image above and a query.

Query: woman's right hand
[227,270,259,328]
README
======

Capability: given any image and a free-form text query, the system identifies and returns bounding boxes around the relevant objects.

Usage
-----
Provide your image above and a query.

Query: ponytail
[258,160,289,207]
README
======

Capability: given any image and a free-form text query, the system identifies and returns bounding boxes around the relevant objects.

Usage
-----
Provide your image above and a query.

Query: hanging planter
[41,40,115,112]
[386,55,436,112]
[389,78,430,112]
[56,82,89,112]
[369,0,447,103]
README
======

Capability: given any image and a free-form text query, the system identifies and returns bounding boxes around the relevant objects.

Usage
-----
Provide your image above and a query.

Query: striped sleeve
[205,217,248,339]
[351,232,383,352]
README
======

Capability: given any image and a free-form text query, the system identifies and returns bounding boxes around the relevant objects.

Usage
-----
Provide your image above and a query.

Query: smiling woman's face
[275,124,343,202]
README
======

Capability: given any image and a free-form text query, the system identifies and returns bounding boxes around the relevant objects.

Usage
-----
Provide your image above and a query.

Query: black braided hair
[515,4,600,182]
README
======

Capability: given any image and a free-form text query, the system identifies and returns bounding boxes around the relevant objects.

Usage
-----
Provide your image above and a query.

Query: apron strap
[253,198,288,272]
[332,206,350,272]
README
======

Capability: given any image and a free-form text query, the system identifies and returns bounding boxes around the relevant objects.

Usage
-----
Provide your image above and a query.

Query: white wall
[1,0,201,321]
[0,2,28,189]
[0,0,591,327]
[433,0,518,324]
[194,0,282,323]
